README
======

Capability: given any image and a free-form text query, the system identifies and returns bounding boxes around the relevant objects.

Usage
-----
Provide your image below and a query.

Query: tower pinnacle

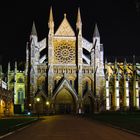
[31,22,37,36]
[76,8,82,30]
[93,24,100,37]
[8,62,10,72]
[48,6,54,28]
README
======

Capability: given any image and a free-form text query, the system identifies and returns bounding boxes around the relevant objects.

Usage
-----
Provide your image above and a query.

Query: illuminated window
[18,89,24,104]
[55,45,75,64]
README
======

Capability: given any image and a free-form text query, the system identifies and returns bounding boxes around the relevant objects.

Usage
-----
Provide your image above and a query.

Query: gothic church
[5,7,140,115]
[26,8,104,114]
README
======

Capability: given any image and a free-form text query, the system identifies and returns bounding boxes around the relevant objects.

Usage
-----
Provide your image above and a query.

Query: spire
[31,21,37,36]
[133,55,136,71]
[124,58,127,66]
[105,58,108,65]
[48,6,54,28]
[93,24,100,37]
[123,58,127,75]
[15,61,17,73]
[76,8,82,30]
[114,58,118,73]
[133,55,136,65]
[8,62,10,72]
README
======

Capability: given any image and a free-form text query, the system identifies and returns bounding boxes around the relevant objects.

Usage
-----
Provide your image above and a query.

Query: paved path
[1,115,140,140]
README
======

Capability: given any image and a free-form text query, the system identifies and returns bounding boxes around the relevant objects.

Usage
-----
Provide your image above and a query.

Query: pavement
[1,115,140,140]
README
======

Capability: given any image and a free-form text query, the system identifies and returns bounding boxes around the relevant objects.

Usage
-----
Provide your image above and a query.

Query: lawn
[90,111,140,133]
[0,117,38,135]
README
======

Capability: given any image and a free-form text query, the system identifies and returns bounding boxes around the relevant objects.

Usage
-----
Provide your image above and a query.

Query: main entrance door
[56,103,72,114]
[54,88,76,114]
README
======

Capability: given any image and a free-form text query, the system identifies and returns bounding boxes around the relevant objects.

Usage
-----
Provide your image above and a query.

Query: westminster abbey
[1,7,140,115]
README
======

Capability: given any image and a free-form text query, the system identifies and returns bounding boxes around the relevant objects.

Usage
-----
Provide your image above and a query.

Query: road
[1,115,140,140]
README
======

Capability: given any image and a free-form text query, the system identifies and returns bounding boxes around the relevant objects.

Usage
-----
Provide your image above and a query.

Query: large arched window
[82,77,92,96]
[18,89,24,104]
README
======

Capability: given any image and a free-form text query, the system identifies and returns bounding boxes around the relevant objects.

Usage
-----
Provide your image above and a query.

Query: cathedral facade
[4,8,139,114]
[26,8,105,114]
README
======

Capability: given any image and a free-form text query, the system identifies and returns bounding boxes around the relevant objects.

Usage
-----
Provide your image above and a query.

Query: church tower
[92,24,105,111]
[29,22,39,101]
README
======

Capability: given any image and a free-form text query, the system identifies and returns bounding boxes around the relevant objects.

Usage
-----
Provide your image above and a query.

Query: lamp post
[36,97,40,118]
[46,101,50,115]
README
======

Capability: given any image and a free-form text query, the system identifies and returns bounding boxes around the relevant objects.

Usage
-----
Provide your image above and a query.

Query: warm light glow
[116,89,119,97]
[46,101,50,105]
[126,97,129,107]
[126,89,129,97]
[36,98,40,102]
[106,81,109,88]
[116,98,120,109]
[126,81,129,88]
[126,89,129,107]
[29,104,32,107]
[136,81,138,88]
[116,81,119,88]
[106,98,110,110]
[106,89,109,97]
[136,90,139,107]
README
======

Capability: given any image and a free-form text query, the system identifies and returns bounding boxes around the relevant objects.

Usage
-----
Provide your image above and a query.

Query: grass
[0,117,38,135]
[88,111,140,133]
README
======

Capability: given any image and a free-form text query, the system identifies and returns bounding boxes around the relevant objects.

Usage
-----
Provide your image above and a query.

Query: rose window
[55,45,75,63]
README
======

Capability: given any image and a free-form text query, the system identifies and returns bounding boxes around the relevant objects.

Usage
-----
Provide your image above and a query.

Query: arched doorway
[54,88,76,114]
[34,95,46,114]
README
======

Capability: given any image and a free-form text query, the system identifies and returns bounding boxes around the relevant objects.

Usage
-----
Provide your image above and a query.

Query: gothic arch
[53,87,77,114]
[17,88,24,104]
[82,76,93,96]
[67,75,76,88]
[54,75,62,86]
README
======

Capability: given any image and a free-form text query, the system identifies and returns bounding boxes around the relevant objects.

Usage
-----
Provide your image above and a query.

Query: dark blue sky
[0,0,140,70]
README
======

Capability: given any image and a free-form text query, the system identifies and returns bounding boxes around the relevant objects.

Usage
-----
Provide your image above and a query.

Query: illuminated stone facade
[25,8,140,114]
[26,8,105,114]
[105,59,140,111]
[7,62,25,113]
[0,68,14,117]
[0,65,13,117]
[0,87,14,117]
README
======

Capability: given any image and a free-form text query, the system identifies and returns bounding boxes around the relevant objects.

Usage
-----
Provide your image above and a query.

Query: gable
[52,77,78,101]
[55,14,75,37]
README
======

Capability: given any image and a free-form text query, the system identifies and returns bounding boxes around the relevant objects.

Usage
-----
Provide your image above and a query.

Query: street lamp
[36,97,40,118]
[46,101,50,105]
[36,97,40,102]
[46,101,50,115]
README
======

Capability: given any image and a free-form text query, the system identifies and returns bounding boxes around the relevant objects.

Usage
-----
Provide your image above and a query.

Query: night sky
[0,0,140,71]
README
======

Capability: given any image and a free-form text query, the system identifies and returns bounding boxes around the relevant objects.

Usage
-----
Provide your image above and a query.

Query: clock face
[55,45,75,64]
